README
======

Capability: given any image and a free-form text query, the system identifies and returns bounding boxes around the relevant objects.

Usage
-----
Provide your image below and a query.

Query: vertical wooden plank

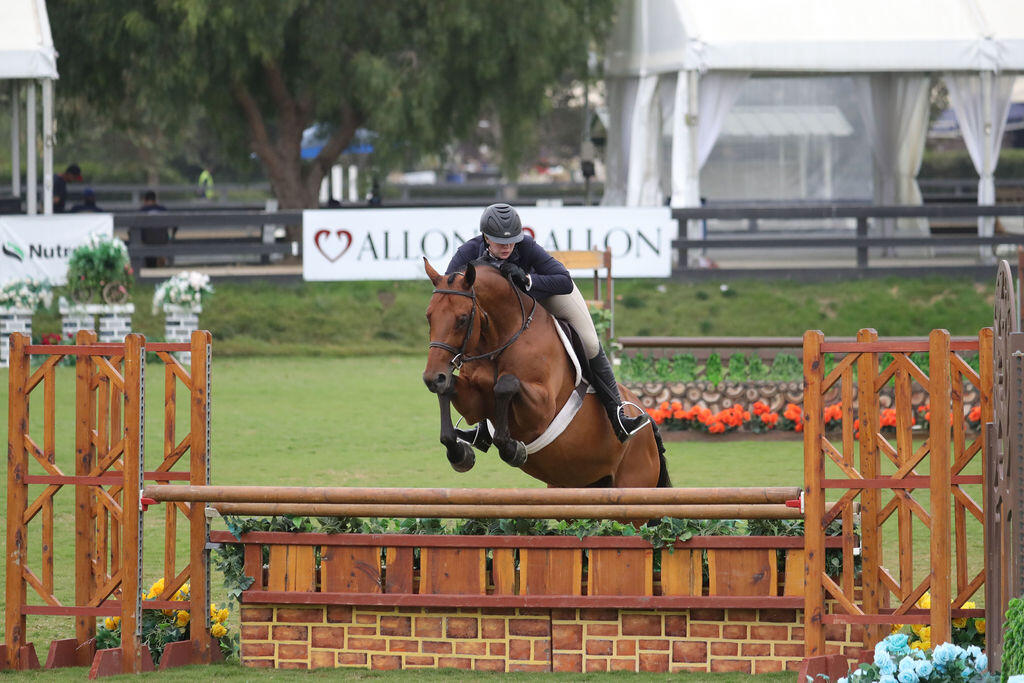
[896,359,914,598]
[243,543,264,592]
[163,363,176,583]
[188,330,213,662]
[587,549,652,596]
[120,334,145,674]
[520,549,582,595]
[5,333,29,669]
[74,330,97,666]
[803,329,826,658]
[784,550,806,596]
[857,328,882,648]
[42,368,55,597]
[287,546,316,592]
[840,364,856,599]
[420,547,486,595]
[951,359,967,595]
[929,330,952,646]
[660,549,702,596]
[708,549,776,596]
[384,547,414,594]
[321,546,381,593]
[491,548,516,595]
[267,545,288,591]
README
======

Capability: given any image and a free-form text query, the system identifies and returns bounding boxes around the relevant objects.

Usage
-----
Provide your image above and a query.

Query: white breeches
[540,283,601,359]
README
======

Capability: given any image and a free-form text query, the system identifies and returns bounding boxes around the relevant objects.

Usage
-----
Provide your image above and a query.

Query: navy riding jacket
[445,235,573,300]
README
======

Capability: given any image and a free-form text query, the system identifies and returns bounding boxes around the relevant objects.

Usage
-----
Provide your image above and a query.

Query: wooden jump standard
[142,485,804,520]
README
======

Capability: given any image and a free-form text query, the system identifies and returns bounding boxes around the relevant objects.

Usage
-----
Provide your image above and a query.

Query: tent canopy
[607,0,1024,75]
[0,0,57,79]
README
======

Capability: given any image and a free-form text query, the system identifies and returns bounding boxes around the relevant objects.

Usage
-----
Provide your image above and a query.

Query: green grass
[30,275,997,357]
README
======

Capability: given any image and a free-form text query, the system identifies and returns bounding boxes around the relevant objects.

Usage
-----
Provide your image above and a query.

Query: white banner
[303,207,676,281]
[0,214,114,285]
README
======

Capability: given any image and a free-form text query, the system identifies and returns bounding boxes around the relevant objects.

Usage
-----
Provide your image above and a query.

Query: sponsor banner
[303,207,676,281]
[0,214,113,285]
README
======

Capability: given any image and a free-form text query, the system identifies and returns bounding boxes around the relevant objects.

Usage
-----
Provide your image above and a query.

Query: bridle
[428,278,537,370]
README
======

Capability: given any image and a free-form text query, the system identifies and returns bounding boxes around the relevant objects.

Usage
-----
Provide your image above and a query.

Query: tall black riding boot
[456,423,492,451]
[589,348,648,442]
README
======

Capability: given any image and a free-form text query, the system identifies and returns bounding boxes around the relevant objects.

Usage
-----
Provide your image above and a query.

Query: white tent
[604,0,1024,247]
[2,0,58,214]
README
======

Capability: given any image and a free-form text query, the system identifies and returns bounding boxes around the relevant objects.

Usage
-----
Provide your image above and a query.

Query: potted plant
[153,271,213,354]
[0,277,53,365]
[66,232,134,304]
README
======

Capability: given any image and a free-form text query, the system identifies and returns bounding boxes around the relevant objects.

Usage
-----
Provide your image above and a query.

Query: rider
[445,202,648,443]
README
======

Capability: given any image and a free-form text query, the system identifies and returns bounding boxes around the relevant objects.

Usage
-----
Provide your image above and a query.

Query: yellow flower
[911,623,925,636]
[917,626,930,643]
[217,608,230,624]
[211,623,227,638]
[964,601,977,609]
[891,623,904,634]
[148,578,165,599]
[175,610,190,628]
[103,617,117,631]
[953,617,967,628]
[976,619,986,634]
[916,592,931,610]
[210,603,218,618]
[911,639,931,651]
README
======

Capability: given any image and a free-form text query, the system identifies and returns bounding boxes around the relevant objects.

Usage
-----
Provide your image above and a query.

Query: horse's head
[423,259,480,394]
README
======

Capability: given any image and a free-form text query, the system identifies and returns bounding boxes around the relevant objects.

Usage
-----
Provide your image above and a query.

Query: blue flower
[898,656,917,673]
[914,660,934,678]
[932,643,958,668]
[875,650,893,668]
[879,657,897,675]
[837,678,848,683]
[880,675,898,683]
[975,653,988,671]
[897,670,919,683]
[965,645,982,660]
[886,634,910,654]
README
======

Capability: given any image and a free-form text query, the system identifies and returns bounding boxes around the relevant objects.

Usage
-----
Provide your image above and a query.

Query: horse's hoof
[501,441,527,468]
[447,441,476,472]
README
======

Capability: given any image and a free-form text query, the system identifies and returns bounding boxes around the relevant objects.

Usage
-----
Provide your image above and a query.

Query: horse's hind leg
[492,374,527,467]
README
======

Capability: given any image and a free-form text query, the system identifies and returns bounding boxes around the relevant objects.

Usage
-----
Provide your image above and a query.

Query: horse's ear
[424,258,442,286]
[463,263,476,288]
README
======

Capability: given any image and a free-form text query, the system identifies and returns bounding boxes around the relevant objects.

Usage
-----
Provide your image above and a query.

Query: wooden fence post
[856,328,881,648]
[74,330,98,665]
[189,330,213,662]
[120,334,146,673]
[929,330,952,646]
[803,330,825,658]
[5,333,29,669]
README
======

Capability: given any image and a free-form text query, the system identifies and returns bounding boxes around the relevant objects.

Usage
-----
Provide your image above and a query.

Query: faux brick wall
[240,604,862,673]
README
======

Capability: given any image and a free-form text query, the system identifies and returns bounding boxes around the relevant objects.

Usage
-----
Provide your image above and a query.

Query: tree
[49,1,615,209]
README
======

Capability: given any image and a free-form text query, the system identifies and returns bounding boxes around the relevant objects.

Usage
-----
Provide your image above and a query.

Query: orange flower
[752,401,770,416]
[968,405,982,422]
[708,422,726,434]
[783,403,802,421]
[760,412,779,427]
[673,408,686,419]
[670,400,683,411]
[659,401,671,411]
[795,423,803,432]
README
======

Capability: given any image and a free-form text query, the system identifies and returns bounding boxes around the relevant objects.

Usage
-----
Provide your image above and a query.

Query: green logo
[2,241,24,262]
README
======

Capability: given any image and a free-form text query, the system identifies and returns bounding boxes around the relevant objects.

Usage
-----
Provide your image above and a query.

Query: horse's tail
[650,420,671,488]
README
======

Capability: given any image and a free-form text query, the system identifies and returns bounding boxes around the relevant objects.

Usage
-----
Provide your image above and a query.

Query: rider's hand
[499,261,531,291]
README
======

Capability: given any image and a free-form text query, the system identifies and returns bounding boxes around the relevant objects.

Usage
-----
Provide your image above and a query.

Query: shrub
[0,277,53,310]
[1004,597,1024,682]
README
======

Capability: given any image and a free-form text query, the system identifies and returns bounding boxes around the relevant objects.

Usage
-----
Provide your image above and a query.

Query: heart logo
[314,229,353,262]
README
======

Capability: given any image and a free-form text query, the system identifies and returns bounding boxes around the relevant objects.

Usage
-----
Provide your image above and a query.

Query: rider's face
[485,239,515,260]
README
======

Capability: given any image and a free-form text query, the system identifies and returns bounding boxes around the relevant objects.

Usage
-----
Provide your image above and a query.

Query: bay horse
[422,259,669,489]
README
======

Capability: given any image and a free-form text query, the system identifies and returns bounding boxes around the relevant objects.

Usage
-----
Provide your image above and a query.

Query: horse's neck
[474,277,543,349]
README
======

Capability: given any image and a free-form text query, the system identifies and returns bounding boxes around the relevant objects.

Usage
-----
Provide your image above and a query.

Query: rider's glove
[499,261,531,292]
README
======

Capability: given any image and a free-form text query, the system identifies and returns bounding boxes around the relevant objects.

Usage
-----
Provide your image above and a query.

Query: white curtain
[669,71,748,207]
[945,72,1015,252]
[625,74,662,206]
[602,76,638,206]
[856,74,931,238]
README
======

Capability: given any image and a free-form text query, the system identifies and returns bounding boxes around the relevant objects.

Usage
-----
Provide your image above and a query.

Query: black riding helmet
[479,203,523,244]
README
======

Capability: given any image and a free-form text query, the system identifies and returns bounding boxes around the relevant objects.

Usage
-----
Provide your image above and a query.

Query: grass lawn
[0,355,985,681]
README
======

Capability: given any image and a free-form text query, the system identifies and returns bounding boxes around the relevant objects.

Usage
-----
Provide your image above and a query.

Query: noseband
[429,281,537,370]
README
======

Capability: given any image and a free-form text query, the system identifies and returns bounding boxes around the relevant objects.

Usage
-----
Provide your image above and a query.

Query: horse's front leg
[437,393,476,472]
[492,374,527,467]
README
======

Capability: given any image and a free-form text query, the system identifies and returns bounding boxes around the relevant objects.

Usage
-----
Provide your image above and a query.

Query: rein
[429,279,537,370]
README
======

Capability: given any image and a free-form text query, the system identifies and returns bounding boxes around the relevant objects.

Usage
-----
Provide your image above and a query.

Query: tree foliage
[49,1,615,207]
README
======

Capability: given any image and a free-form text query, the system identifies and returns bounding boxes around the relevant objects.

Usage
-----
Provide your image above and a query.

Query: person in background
[53,163,83,213]
[70,187,102,213]
[444,203,649,443]
[197,166,215,199]
[138,190,172,268]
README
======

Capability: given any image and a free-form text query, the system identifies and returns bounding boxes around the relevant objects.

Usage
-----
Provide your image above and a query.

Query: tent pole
[980,70,994,259]
[10,82,20,199]
[26,82,36,215]
[42,79,53,215]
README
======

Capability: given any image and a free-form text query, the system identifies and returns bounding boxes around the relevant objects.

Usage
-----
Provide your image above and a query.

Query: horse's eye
[456,314,470,328]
